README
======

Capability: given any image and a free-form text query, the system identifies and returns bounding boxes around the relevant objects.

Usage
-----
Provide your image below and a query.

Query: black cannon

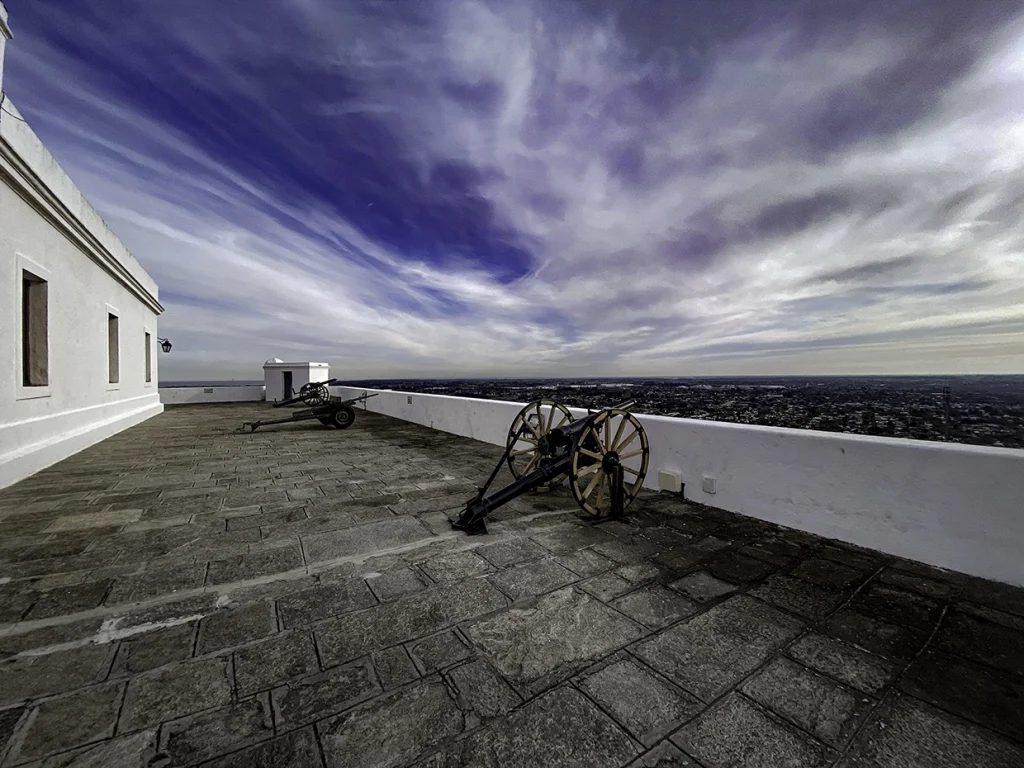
[238,380,378,432]
[452,399,650,535]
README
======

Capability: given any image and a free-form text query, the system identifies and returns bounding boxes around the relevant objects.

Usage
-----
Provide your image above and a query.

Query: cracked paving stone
[750,573,847,621]
[633,595,804,701]
[555,548,616,577]
[488,559,577,600]
[704,551,777,583]
[818,544,885,573]
[272,658,379,728]
[791,558,868,591]
[0,645,112,707]
[476,537,548,568]
[105,564,206,605]
[878,568,960,599]
[315,579,507,667]
[898,648,1024,740]
[206,546,304,584]
[7,682,123,763]
[160,695,273,766]
[851,583,942,632]
[118,656,232,732]
[823,608,929,661]
[0,585,39,623]
[24,579,113,621]
[202,727,321,768]
[674,694,829,768]
[579,658,701,746]
[786,633,899,696]
[45,508,142,531]
[651,537,729,570]
[626,742,704,767]
[933,607,1024,676]
[612,585,699,629]
[422,551,493,583]
[669,570,737,602]
[580,572,634,601]
[365,567,426,601]
[277,579,377,628]
[20,729,161,767]
[592,539,662,565]
[615,561,662,584]
[409,630,470,673]
[1,706,25,756]
[466,587,644,695]
[837,693,1024,768]
[742,656,874,748]
[302,517,432,562]
[446,659,521,720]
[372,646,419,690]
[0,618,104,659]
[319,678,463,768]
[233,631,319,696]
[111,621,196,676]
[529,524,616,554]
[429,685,638,768]
[196,601,276,655]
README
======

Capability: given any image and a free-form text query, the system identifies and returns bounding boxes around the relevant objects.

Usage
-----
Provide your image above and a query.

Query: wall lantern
[158,337,173,353]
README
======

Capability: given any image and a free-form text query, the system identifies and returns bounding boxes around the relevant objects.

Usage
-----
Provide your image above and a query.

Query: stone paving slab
[1,403,1024,767]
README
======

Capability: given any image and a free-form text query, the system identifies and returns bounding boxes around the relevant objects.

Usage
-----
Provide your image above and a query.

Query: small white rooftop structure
[263,360,330,403]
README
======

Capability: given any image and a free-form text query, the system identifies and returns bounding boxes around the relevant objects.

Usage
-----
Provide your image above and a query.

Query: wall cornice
[0,137,164,314]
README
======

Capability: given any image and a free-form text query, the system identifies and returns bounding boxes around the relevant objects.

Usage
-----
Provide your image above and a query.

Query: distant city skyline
[6,0,1024,378]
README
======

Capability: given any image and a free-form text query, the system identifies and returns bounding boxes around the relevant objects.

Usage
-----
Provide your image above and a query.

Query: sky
[4,0,1024,379]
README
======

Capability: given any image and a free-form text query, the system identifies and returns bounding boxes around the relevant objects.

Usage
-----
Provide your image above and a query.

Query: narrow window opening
[108,313,120,384]
[21,272,49,387]
[145,331,152,383]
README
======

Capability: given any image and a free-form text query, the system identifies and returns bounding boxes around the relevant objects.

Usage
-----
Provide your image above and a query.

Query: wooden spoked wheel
[505,400,574,483]
[569,409,649,518]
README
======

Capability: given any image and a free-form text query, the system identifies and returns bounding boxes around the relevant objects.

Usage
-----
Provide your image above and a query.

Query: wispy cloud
[5,0,1024,378]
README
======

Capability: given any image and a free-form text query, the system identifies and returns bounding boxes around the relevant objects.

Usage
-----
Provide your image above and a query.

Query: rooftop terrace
[1,403,1022,767]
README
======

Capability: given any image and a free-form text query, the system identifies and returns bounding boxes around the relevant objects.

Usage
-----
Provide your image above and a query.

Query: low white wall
[0,396,162,488]
[159,386,265,405]
[332,386,1024,586]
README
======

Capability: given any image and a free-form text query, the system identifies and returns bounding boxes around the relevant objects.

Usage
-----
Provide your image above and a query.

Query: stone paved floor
[1,404,1023,767]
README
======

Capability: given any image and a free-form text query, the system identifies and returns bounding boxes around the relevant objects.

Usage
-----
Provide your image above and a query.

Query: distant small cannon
[452,399,650,534]
[239,380,377,432]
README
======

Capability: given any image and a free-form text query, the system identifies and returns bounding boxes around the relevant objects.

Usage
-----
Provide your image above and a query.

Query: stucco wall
[332,385,1024,586]
[159,386,265,404]
[0,34,163,488]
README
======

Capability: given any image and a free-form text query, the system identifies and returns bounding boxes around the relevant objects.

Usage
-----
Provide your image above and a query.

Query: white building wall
[331,386,1024,587]
[0,3,163,488]
[263,362,329,403]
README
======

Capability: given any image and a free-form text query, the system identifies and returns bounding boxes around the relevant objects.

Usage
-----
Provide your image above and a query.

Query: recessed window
[108,313,120,384]
[145,331,152,383]
[21,271,49,387]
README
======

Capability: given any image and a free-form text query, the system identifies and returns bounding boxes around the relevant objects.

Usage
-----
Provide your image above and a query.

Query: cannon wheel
[505,400,574,485]
[569,409,649,518]
[300,381,331,406]
[329,405,356,429]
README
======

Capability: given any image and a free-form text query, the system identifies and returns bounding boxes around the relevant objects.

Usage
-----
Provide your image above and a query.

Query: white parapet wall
[332,386,1024,587]
[159,386,266,405]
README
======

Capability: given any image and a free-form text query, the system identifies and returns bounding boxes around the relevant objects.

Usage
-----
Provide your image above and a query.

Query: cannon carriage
[453,399,650,534]
[238,379,377,433]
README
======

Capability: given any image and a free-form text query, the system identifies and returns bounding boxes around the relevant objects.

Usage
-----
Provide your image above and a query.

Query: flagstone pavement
[1,403,1022,767]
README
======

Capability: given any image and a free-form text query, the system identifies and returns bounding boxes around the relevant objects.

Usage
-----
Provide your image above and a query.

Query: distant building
[0,1,163,487]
